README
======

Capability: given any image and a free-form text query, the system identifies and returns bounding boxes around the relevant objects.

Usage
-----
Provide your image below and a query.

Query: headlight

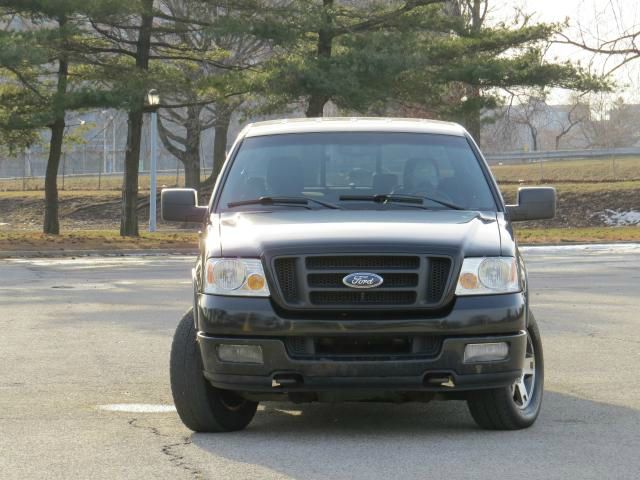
[455,257,520,296]
[205,258,270,297]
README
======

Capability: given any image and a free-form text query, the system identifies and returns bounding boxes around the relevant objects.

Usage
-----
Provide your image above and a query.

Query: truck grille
[427,258,451,303]
[285,335,442,360]
[306,256,420,270]
[274,258,299,303]
[310,291,417,306]
[271,254,453,310]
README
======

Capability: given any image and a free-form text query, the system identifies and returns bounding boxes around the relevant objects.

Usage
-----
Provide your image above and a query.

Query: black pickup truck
[162,118,555,432]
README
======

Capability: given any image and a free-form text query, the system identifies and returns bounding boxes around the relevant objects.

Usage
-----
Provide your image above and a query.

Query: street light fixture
[147,89,160,108]
[146,89,160,232]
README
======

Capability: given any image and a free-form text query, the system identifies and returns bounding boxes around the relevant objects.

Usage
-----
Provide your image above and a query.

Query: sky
[490,0,640,104]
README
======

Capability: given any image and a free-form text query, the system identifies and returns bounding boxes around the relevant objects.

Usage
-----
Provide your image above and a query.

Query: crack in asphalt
[587,332,640,344]
[128,418,204,479]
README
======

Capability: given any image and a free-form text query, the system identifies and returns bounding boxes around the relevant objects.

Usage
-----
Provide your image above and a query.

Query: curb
[0,248,199,259]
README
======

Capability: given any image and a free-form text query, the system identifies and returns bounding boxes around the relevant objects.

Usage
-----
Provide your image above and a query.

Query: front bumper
[196,293,527,393]
[199,332,526,392]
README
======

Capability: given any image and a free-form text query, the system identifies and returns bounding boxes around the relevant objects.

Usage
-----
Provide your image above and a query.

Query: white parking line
[97,404,176,413]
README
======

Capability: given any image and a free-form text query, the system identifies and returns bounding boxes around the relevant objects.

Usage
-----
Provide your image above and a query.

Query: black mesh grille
[306,256,419,270]
[310,291,416,306]
[286,336,308,356]
[413,335,442,356]
[427,258,451,303]
[284,335,442,359]
[308,272,418,289]
[274,258,299,303]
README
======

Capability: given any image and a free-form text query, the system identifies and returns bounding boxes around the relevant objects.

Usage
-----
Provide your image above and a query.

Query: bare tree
[578,95,640,148]
[557,8,640,77]
[502,91,548,152]
[551,94,590,150]
[157,0,267,190]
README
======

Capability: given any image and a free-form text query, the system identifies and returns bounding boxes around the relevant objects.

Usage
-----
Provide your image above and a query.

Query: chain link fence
[2,145,640,192]
[0,144,214,191]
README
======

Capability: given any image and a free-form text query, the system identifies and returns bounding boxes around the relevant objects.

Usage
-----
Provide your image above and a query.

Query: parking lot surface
[1,245,639,479]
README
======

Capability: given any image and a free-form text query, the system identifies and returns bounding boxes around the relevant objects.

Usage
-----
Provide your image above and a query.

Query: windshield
[216,132,497,212]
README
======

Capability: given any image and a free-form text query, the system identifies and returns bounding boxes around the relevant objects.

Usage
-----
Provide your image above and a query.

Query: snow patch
[521,243,640,254]
[600,209,640,226]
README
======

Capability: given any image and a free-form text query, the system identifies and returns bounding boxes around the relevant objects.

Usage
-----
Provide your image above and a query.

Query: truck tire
[170,309,258,432]
[466,312,543,430]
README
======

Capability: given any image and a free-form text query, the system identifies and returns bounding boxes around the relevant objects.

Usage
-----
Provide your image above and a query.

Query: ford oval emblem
[342,272,384,289]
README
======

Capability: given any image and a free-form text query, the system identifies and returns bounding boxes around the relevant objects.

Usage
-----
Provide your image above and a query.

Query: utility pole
[103,117,108,174]
[112,116,117,173]
[147,89,160,232]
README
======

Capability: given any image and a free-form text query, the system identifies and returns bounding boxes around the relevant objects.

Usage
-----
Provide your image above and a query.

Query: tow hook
[272,373,304,388]
[424,373,456,388]
[441,377,455,388]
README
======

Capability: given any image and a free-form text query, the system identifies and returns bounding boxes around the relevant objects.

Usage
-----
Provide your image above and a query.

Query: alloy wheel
[512,332,536,409]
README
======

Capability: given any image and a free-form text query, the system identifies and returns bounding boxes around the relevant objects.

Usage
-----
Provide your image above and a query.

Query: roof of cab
[242,117,467,138]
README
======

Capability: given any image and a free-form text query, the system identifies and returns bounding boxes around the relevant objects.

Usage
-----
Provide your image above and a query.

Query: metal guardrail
[484,147,640,163]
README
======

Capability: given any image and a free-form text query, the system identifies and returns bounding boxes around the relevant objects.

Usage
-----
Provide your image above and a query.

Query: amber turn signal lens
[459,272,478,290]
[206,261,214,285]
[246,273,266,291]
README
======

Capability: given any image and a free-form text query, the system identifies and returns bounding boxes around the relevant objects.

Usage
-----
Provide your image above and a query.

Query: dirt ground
[1,183,638,231]
[499,182,640,229]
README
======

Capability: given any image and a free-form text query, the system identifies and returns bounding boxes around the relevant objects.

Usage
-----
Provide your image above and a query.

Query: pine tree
[88,0,252,235]
[252,0,607,128]
[0,1,113,234]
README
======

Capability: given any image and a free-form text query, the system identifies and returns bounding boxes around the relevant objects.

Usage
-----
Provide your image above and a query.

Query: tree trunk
[212,114,230,181]
[120,109,143,236]
[464,92,482,143]
[451,1,484,145]
[44,117,66,234]
[120,0,153,237]
[184,160,200,189]
[43,18,69,235]
[306,0,333,118]
[306,95,330,118]
[530,126,539,151]
[201,109,232,189]
[183,106,202,189]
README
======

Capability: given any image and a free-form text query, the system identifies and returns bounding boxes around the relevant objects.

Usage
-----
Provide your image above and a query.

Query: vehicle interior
[217,132,497,211]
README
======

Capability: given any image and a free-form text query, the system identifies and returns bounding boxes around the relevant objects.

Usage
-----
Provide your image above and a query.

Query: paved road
[1,246,639,479]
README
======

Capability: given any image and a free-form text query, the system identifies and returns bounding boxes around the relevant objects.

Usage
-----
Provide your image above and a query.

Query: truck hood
[207,210,503,258]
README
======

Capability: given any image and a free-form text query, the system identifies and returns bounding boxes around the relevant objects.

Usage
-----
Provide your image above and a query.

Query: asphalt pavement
[1,245,639,479]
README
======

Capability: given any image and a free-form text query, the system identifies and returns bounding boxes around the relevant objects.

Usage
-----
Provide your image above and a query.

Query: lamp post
[147,89,160,232]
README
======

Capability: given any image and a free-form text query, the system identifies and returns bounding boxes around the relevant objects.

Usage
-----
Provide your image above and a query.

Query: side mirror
[506,187,556,222]
[161,188,208,223]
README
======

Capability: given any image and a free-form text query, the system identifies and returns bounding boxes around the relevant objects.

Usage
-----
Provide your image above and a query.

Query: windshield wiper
[228,196,342,210]
[339,194,464,211]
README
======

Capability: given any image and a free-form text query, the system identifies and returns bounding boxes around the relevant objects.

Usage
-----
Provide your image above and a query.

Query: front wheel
[170,309,258,432]
[466,312,543,430]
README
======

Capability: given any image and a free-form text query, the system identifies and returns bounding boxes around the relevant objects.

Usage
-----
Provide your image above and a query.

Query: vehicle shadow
[189,391,640,479]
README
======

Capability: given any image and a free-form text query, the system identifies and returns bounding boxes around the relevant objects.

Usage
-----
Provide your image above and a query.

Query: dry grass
[0,173,203,192]
[515,226,640,244]
[497,180,640,203]
[0,190,121,199]
[490,157,640,183]
[1,156,639,192]
[0,227,636,253]
[0,230,198,252]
